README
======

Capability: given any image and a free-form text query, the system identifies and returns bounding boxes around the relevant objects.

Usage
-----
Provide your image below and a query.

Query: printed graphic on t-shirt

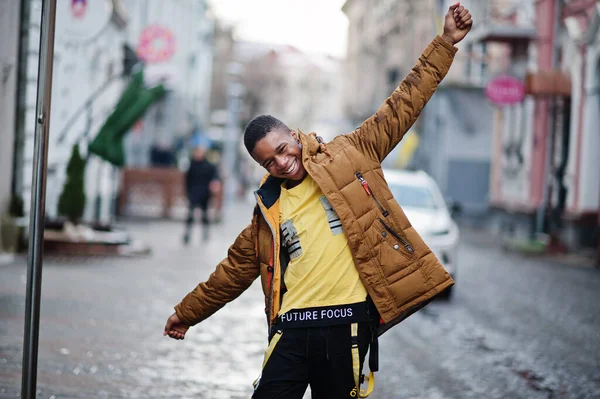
[281,219,302,260]
[319,196,343,235]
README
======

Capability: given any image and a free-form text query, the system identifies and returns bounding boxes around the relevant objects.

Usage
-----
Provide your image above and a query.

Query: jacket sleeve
[345,35,457,163]
[174,222,260,325]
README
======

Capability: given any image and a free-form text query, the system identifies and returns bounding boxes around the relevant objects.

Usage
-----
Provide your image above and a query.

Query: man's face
[193,147,207,160]
[251,129,307,181]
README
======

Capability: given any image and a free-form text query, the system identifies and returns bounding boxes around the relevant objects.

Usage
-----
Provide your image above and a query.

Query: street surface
[1,201,599,398]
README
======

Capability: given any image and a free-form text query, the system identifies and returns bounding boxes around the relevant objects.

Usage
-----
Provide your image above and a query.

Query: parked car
[383,169,460,297]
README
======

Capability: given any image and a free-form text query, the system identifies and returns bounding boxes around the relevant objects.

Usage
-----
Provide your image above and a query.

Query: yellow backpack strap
[253,330,284,391]
[350,323,375,398]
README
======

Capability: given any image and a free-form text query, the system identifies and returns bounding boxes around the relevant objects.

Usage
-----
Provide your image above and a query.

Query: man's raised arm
[345,2,473,163]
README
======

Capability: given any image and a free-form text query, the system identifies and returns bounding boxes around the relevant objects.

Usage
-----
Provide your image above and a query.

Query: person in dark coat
[184,137,219,243]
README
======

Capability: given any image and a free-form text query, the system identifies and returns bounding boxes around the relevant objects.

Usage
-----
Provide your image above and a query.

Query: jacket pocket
[373,218,416,285]
[377,218,414,254]
[355,172,389,217]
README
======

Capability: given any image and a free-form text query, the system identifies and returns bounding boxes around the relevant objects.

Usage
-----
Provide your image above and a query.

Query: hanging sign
[485,75,525,105]
[136,25,177,63]
[56,0,112,44]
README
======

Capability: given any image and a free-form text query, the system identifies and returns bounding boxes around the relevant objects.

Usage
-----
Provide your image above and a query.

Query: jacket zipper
[378,218,414,254]
[355,172,389,217]
[255,192,278,331]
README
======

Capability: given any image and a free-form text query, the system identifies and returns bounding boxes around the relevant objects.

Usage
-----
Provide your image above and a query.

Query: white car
[383,169,460,297]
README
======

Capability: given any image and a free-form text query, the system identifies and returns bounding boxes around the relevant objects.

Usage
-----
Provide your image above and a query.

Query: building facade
[0,1,22,218]
[11,0,215,225]
[123,0,214,168]
[209,21,235,123]
[342,0,497,216]
[342,0,440,125]
[468,0,599,251]
[17,0,129,224]
[559,0,600,250]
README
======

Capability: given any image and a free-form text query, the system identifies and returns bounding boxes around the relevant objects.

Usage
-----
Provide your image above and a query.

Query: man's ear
[290,129,299,142]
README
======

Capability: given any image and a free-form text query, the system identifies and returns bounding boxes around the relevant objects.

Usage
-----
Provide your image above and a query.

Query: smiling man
[164,3,473,398]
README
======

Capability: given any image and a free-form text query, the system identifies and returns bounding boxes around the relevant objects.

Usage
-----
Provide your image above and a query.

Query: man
[183,136,219,243]
[165,3,472,397]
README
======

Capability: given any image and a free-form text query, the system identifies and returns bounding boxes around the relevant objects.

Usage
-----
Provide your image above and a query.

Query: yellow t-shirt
[278,175,367,315]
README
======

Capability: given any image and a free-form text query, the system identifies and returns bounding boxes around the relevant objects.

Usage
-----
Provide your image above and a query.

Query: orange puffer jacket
[175,35,457,335]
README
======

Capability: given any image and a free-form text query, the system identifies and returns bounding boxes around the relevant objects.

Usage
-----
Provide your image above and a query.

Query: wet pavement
[373,228,600,399]
[1,201,599,398]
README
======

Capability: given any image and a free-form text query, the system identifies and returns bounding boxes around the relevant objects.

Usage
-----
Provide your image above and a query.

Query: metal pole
[536,0,563,236]
[21,0,57,397]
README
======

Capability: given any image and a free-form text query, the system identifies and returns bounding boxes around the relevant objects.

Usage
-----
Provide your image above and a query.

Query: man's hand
[442,2,473,45]
[163,312,190,340]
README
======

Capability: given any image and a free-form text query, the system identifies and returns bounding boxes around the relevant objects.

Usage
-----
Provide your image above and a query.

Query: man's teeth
[286,162,295,174]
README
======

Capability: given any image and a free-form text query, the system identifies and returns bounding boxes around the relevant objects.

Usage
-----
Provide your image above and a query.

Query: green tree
[57,144,87,223]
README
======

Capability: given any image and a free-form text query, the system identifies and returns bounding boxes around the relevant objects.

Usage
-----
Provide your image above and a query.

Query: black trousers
[186,197,210,225]
[253,323,371,399]
[184,197,211,241]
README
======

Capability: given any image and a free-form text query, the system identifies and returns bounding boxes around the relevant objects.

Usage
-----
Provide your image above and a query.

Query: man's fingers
[163,319,173,336]
[457,8,469,19]
[457,13,472,29]
[171,331,185,340]
[454,5,464,15]
[448,2,460,11]
[166,329,184,340]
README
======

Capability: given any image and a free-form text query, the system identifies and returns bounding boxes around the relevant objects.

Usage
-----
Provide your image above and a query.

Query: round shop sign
[55,0,112,44]
[136,25,177,63]
[485,75,525,105]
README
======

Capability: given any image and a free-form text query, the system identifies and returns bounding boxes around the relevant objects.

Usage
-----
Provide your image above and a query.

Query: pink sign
[485,75,525,105]
[136,25,176,63]
[71,0,87,19]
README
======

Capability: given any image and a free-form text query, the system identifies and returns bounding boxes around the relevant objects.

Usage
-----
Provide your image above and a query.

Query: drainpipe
[573,43,586,216]
[597,71,600,267]
[597,176,600,267]
[536,0,562,236]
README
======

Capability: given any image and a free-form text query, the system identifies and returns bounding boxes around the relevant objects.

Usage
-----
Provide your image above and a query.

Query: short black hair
[243,115,290,154]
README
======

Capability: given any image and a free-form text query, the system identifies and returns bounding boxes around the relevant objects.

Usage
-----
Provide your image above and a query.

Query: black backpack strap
[366,296,380,372]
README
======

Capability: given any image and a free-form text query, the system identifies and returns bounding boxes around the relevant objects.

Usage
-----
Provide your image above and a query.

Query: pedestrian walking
[183,136,219,243]
[164,3,472,397]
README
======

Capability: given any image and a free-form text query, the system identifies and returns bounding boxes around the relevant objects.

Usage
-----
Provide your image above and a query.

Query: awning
[525,69,572,97]
[88,69,165,167]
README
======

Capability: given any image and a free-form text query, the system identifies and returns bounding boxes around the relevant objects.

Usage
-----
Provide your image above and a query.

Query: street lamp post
[21,0,57,397]
[223,62,244,201]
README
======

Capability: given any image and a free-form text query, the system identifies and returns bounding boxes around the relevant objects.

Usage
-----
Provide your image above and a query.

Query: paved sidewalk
[0,200,267,399]
[2,201,598,399]
[458,225,597,269]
